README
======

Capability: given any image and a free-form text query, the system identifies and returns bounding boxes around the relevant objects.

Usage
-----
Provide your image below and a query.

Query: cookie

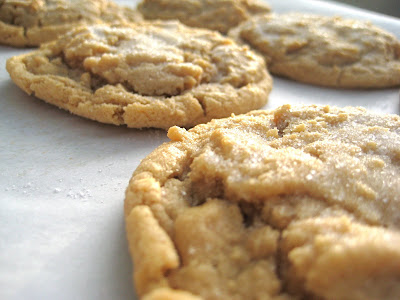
[0,0,142,47]
[6,21,272,129]
[137,0,270,34]
[125,104,400,299]
[229,13,400,88]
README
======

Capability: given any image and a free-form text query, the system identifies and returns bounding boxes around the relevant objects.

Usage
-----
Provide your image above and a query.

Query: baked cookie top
[137,0,271,34]
[229,13,400,88]
[0,0,142,47]
[6,21,272,129]
[125,104,400,299]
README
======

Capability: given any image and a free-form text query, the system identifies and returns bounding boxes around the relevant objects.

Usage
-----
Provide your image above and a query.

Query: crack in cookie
[125,104,400,299]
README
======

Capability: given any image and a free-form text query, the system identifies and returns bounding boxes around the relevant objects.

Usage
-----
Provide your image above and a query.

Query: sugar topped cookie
[229,13,400,88]
[0,0,142,47]
[6,21,272,128]
[137,0,271,34]
[125,104,400,299]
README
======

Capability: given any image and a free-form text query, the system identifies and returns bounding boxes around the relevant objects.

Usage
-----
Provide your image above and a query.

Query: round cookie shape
[229,13,400,88]
[125,104,400,299]
[137,0,271,34]
[6,21,272,129]
[0,0,142,47]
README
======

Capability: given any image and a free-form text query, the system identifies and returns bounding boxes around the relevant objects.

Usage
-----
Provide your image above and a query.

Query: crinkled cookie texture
[125,104,400,300]
[138,0,271,34]
[229,13,400,88]
[0,0,142,47]
[6,21,271,129]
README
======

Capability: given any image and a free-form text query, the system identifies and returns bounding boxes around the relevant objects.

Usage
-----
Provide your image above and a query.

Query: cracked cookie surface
[0,0,142,47]
[125,104,400,299]
[137,0,270,34]
[229,13,400,88]
[6,21,271,129]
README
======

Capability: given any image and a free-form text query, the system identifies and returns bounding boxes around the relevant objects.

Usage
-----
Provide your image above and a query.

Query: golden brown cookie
[6,21,272,129]
[125,104,400,299]
[0,0,142,47]
[229,13,400,88]
[137,0,271,34]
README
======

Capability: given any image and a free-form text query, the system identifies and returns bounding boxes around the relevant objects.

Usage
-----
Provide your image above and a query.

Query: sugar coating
[125,104,400,300]
[138,0,270,34]
[6,21,271,129]
[0,0,142,47]
[229,13,400,88]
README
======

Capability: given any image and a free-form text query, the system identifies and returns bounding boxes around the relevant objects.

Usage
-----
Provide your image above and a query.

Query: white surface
[0,1,399,299]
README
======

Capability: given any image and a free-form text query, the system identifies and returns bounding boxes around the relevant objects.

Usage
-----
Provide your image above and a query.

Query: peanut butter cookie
[137,0,271,34]
[229,13,400,88]
[125,104,400,299]
[6,21,272,128]
[0,0,142,47]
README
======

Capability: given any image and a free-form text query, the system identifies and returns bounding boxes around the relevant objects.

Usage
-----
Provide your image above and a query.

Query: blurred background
[329,0,399,17]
